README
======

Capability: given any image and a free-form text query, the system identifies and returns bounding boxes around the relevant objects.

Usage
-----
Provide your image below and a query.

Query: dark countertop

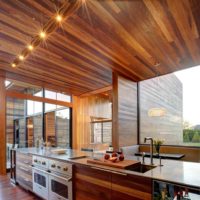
[16,147,200,189]
[135,152,185,159]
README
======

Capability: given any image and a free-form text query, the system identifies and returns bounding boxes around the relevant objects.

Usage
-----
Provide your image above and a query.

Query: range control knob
[63,167,68,171]
[51,164,56,168]
[57,166,61,169]
[34,159,37,163]
[42,161,46,165]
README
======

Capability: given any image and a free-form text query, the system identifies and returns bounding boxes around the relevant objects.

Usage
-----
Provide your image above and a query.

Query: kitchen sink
[125,164,157,173]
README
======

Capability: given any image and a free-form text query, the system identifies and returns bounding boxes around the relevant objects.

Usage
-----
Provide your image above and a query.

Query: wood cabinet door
[111,172,152,200]
[74,164,111,200]
[16,152,33,191]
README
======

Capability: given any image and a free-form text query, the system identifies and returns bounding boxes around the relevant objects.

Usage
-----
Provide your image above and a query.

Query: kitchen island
[14,148,200,200]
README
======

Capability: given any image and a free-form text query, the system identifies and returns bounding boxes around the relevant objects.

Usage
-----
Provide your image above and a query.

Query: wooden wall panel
[112,74,138,149]
[0,71,6,175]
[73,95,112,150]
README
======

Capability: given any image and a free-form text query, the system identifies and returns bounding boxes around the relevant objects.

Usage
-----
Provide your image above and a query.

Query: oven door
[49,173,72,200]
[32,168,49,200]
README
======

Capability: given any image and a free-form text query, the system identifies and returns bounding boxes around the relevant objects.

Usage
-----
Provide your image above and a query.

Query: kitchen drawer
[16,152,32,166]
[16,162,32,175]
[16,170,33,191]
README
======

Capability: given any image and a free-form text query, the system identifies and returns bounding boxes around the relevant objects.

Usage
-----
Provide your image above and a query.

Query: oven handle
[49,172,72,182]
[32,166,49,174]
[32,166,72,182]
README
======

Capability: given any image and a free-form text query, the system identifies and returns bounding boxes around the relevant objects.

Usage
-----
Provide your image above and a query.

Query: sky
[175,65,200,126]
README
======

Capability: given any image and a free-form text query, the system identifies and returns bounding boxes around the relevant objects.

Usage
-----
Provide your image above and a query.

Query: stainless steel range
[32,156,73,200]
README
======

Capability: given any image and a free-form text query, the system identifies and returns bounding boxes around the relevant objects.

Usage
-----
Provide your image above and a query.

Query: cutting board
[87,158,140,169]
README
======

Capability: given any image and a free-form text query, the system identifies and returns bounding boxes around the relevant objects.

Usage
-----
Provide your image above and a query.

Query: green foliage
[192,131,200,143]
[183,129,200,143]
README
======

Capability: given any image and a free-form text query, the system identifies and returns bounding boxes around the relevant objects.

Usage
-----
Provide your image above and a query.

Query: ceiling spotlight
[28,44,33,51]
[56,15,62,22]
[11,63,16,68]
[40,31,46,39]
[19,55,24,61]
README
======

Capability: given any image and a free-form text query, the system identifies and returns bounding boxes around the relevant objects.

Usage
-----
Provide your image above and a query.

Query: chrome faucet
[144,137,154,165]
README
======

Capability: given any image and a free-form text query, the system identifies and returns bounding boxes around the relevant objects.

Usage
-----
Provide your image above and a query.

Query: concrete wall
[139,74,183,145]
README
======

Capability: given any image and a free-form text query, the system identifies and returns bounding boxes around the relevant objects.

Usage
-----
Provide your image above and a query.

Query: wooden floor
[0,175,41,200]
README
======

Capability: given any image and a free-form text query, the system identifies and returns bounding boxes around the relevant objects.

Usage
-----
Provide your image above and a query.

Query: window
[44,90,71,102]
[44,90,71,112]
[27,100,34,115]
[90,117,112,144]
[45,90,56,99]
[139,66,200,147]
[27,90,43,115]
[57,93,71,102]
[56,109,71,148]
[27,100,42,115]
[45,103,57,112]
[5,80,11,88]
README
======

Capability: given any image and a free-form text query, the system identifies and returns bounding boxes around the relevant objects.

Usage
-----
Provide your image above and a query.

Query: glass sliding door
[18,118,26,147]
[56,108,71,148]
[33,115,43,146]
[45,112,56,147]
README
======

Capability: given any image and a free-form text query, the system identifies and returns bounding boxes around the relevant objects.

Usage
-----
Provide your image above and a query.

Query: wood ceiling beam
[5,72,79,95]
[6,90,73,108]
[79,85,112,97]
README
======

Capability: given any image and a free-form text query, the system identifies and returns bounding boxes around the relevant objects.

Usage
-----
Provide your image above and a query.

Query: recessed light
[56,15,62,22]
[28,44,33,50]
[19,55,24,61]
[40,31,46,39]
[11,63,16,68]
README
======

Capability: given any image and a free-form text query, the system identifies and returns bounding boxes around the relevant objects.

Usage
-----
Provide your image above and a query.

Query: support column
[72,95,78,149]
[0,70,6,175]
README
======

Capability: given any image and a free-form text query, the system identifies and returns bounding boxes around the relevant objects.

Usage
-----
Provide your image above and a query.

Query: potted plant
[153,139,164,155]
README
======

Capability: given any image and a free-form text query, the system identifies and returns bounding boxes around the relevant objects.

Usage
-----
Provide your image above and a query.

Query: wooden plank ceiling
[1,0,200,95]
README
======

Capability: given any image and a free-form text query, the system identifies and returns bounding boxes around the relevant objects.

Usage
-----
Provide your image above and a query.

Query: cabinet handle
[91,167,127,176]
[111,171,127,176]
[23,161,29,164]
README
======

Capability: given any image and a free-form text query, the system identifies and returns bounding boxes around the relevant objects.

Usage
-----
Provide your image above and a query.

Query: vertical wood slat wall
[112,73,138,149]
[73,95,112,150]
